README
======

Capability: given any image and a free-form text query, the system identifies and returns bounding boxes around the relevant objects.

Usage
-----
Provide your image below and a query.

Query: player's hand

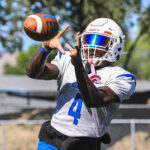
[65,32,81,56]
[43,17,70,55]
[66,32,82,67]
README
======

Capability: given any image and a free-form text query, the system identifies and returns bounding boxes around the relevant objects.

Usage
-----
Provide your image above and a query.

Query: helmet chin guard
[80,18,125,64]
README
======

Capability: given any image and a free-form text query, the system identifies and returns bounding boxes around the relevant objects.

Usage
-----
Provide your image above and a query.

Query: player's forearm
[26,50,48,79]
[71,56,104,107]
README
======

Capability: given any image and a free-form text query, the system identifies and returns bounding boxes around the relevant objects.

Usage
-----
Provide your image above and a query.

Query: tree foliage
[4,45,39,74]
[127,34,150,80]
[1,0,150,79]
[0,0,140,51]
[124,4,150,69]
[4,45,57,75]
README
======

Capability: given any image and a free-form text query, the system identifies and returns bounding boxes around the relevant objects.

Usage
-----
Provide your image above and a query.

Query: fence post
[130,120,135,150]
[1,121,5,150]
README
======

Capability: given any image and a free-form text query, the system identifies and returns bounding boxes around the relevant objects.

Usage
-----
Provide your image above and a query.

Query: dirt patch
[0,109,150,150]
[0,108,55,120]
[1,124,40,150]
[107,131,150,150]
[0,109,53,150]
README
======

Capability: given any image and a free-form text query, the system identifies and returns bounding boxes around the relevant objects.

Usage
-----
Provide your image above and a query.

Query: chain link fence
[102,119,150,150]
[0,119,150,150]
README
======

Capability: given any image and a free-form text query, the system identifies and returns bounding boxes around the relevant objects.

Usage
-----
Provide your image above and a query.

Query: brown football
[24,13,59,41]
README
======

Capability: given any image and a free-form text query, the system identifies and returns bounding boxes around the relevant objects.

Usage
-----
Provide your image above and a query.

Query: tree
[124,5,150,69]
[126,34,150,80]
[0,0,140,51]
[1,0,150,79]
[4,44,57,75]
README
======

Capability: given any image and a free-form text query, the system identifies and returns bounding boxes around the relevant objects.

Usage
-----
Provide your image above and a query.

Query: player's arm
[26,50,59,80]
[66,33,120,107]
[26,24,70,80]
[72,58,119,107]
[71,53,119,107]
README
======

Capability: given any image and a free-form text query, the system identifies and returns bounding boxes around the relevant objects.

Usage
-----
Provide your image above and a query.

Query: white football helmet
[80,18,125,63]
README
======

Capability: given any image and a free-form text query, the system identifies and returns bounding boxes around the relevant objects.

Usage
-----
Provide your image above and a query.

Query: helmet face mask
[80,18,125,64]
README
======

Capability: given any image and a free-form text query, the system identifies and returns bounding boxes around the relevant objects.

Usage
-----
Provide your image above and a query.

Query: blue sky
[23,30,41,51]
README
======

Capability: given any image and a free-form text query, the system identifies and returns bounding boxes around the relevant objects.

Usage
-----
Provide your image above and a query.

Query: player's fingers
[76,32,81,47]
[57,17,60,24]
[57,44,66,55]
[57,25,70,38]
[75,45,80,51]
[65,43,73,52]
[43,41,51,48]
[74,32,81,48]
[65,43,77,56]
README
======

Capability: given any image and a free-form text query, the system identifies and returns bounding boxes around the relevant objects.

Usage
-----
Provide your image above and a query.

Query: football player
[27,18,136,150]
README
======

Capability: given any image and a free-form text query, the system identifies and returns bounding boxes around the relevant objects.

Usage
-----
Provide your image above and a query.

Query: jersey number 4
[68,93,83,125]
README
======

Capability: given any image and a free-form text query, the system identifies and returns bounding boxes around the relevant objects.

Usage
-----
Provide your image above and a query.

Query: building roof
[0,75,57,98]
[0,75,150,93]
[135,80,150,92]
[0,75,57,92]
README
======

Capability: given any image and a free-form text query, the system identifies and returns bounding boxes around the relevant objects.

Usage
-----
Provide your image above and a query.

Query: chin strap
[89,59,101,84]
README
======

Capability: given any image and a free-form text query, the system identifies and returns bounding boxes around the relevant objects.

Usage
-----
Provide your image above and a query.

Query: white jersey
[51,51,136,138]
